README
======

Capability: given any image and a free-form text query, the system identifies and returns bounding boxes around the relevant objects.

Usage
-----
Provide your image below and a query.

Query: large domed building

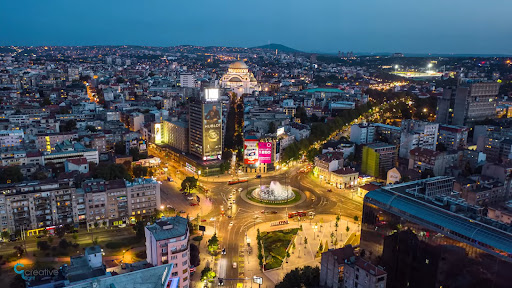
[220,61,259,96]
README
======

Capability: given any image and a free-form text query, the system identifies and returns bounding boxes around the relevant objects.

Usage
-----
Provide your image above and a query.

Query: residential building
[483,138,512,163]
[289,122,311,141]
[0,180,76,234]
[64,157,89,174]
[145,216,190,288]
[126,178,161,219]
[372,123,401,146]
[436,81,500,126]
[343,257,387,288]
[330,167,359,189]
[361,177,512,288]
[487,202,512,225]
[454,175,506,206]
[319,246,355,288]
[438,124,469,150]
[180,73,196,88]
[0,129,24,147]
[399,120,439,159]
[129,112,145,132]
[350,123,375,145]
[314,152,344,183]
[408,148,460,176]
[83,179,129,228]
[362,142,397,178]
[36,132,78,152]
[462,149,486,170]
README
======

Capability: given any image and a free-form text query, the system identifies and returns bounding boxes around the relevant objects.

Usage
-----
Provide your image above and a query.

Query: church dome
[229,61,249,69]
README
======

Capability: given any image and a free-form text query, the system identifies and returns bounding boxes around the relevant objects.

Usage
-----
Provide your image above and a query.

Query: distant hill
[252,43,302,53]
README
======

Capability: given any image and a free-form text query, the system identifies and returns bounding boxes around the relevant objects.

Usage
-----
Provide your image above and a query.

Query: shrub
[192,236,203,241]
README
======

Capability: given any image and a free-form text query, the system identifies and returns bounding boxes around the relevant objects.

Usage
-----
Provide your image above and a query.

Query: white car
[187,196,194,200]
[238,188,243,192]
[210,217,216,221]
[232,262,237,269]
[229,222,234,227]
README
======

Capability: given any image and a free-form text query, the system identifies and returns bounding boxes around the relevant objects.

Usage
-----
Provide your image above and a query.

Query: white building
[180,73,196,88]
[350,123,375,145]
[220,61,259,96]
[399,120,439,159]
[0,130,24,147]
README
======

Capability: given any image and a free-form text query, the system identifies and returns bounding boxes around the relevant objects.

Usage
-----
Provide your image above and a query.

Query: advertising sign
[154,123,162,144]
[258,142,272,163]
[203,102,222,158]
[204,88,219,101]
[276,127,285,136]
[244,140,259,165]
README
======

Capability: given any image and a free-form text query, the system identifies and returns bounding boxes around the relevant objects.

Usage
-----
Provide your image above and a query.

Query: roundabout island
[241,181,306,207]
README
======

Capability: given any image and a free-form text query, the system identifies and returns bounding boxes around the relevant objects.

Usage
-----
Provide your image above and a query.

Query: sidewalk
[243,215,360,287]
[190,225,217,288]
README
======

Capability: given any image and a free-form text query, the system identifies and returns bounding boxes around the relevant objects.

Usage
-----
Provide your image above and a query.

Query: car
[255,175,261,179]
[229,221,234,227]
[233,262,237,269]
[179,210,186,214]
[260,210,266,214]
[190,203,198,206]
[227,215,232,218]
[187,196,194,200]
[238,188,243,192]
[270,210,278,214]
[327,189,333,192]
[222,248,226,255]
[166,205,174,209]
[210,217,216,221]
[118,224,127,228]
[201,219,207,222]
[311,196,316,201]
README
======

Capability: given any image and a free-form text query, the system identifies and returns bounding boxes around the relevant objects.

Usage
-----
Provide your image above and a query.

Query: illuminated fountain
[251,181,295,203]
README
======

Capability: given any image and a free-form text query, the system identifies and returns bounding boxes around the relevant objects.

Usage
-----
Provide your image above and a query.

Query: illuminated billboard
[276,127,285,136]
[203,102,222,159]
[154,123,162,144]
[205,88,219,101]
[244,139,259,165]
[258,142,272,163]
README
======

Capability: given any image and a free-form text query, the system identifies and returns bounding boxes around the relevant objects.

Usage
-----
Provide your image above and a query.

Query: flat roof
[365,188,512,255]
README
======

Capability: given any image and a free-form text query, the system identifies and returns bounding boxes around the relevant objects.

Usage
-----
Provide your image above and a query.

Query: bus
[288,211,307,218]
[228,178,248,185]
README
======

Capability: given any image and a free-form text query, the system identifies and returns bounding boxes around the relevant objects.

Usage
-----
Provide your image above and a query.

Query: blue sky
[1,0,511,54]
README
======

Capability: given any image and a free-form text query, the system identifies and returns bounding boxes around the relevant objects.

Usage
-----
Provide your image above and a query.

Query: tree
[189,243,200,267]
[114,142,126,155]
[42,96,52,106]
[323,240,329,252]
[59,239,70,250]
[0,166,23,184]
[275,266,320,288]
[295,106,308,124]
[94,163,132,181]
[346,225,350,233]
[207,233,219,254]
[85,125,97,132]
[37,240,50,251]
[353,215,359,222]
[61,119,77,132]
[304,237,308,245]
[129,147,141,161]
[1,230,10,240]
[268,121,277,134]
[72,233,78,244]
[132,165,149,178]
[181,176,198,191]
[133,221,145,240]
[55,226,66,238]
[200,267,216,282]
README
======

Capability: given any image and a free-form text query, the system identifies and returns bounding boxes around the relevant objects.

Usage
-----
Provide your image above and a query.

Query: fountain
[251,181,295,203]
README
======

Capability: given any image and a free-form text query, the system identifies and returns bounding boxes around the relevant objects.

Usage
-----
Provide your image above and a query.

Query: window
[182,260,187,266]
[171,272,178,277]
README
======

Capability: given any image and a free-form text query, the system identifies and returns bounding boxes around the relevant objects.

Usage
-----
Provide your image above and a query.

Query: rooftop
[146,216,189,241]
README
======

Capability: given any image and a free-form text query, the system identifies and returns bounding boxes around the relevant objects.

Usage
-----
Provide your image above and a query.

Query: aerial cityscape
[0,2,512,288]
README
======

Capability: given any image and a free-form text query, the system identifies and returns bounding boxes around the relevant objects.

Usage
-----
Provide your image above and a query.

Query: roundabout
[240,181,307,207]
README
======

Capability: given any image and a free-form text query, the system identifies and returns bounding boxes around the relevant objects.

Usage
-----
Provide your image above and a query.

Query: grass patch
[246,188,302,206]
[261,228,298,270]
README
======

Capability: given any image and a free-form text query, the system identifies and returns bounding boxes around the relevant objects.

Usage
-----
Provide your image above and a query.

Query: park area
[259,228,298,270]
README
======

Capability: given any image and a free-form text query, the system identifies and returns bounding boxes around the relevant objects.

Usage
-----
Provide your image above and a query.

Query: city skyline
[1,0,512,55]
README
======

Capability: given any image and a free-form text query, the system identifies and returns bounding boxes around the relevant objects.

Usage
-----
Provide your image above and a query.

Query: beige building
[343,257,387,288]
[83,179,129,228]
[126,178,161,221]
[330,167,359,189]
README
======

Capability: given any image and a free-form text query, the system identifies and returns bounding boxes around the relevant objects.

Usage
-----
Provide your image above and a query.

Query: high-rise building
[361,177,512,288]
[362,142,397,178]
[189,89,223,161]
[180,73,196,88]
[399,120,439,159]
[436,81,500,126]
[145,216,190,288]
[437,124,469,150]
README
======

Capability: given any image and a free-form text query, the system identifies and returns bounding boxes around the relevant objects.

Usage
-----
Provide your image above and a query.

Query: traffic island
[258,228,299,270]
[242,187,306,207]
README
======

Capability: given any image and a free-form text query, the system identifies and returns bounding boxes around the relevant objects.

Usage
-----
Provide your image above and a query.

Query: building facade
[362,143,397,178]
[145,216,190,288]
[399,120,439,159]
